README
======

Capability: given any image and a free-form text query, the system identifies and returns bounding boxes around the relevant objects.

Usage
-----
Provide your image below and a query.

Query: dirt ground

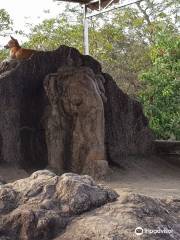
[0,155,180,199]
[101,155,180,199]
[0,164,29,183]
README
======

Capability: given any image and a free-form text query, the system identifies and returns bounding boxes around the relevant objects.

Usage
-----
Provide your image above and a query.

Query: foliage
[24,4,154,95]
[0,8,12,35]
[24,17,83,52]
[0,9,12,61]
[138,26,180,140]
[0,49,8,62]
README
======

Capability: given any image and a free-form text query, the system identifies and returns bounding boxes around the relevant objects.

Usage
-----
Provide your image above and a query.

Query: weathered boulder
[0,45,153,174]
[56,192,180,240]
[1,169,180,240]
[0,170,118,240]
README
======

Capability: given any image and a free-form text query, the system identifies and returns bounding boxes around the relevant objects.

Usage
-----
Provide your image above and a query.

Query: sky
[0,0,69,48]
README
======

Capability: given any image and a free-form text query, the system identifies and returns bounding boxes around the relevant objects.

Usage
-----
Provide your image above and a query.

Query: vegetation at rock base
[0,0,179,140]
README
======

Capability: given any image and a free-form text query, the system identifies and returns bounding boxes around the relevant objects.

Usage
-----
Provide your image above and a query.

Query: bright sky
[0,0,69,48]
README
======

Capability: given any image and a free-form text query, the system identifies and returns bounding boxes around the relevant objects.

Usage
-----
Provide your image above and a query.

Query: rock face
[44,66,106,176]
[0,45,153,174]
[104,74,154,165]
[56,193,180,240]
[0,170,118,240]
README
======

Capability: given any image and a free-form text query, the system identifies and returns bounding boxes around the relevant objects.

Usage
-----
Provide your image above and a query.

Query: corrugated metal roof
[55,0,119,10]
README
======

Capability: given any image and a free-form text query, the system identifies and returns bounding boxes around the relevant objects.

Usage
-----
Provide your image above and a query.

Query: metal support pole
[83,5,89,55]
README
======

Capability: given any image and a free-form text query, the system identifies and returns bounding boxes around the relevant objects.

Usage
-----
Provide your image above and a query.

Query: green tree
[138,26,180,140]
[24,17,83,52]
[0,8,12,61]
[24,1,178,96]
[24,5,83,51]
[0,8,12,36]
[91,8,152,95]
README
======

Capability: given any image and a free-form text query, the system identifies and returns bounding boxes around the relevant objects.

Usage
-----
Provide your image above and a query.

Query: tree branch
[136,1,151,25]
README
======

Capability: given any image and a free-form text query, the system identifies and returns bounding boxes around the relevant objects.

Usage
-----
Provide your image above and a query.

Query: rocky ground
[56,193,180,240]
[104,155,180,199]
[55,156,180,240]
[0,155,180,240]
[0,170,118,240]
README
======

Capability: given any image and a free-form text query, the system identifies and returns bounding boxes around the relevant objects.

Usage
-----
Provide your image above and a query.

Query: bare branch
[136,1,151,25]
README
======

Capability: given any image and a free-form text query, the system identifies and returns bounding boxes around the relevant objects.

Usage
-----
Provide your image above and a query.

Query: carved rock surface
[0,170,118,240]
[44,66,106,176]
[0,45,153,172]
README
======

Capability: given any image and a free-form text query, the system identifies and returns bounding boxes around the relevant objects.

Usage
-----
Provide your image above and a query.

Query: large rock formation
[104,73,154,165]
[0,170,118,240]
[0,45,153,175]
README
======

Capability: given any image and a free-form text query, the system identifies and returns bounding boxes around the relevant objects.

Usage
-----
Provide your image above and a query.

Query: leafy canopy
[0,8,12,61]
[138,25,180,140]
